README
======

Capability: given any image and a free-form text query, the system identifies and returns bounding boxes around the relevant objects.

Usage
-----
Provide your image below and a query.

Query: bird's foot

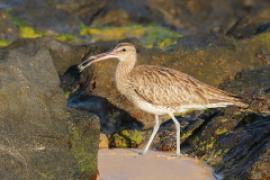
[139,151,147,155]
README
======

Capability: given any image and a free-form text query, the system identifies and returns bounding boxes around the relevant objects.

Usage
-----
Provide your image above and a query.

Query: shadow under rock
[61,65,143,135]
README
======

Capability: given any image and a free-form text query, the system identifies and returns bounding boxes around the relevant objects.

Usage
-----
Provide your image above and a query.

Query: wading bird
[78,43,247,156]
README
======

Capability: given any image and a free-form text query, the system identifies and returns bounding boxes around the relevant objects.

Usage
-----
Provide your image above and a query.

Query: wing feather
[129,65,246,108]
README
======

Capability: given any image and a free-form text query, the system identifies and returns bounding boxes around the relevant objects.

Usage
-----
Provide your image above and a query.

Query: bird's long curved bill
[77,51,115,72]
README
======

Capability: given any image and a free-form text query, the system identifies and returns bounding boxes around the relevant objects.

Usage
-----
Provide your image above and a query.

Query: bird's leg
[142,115,160,155]
[169,113,181,156]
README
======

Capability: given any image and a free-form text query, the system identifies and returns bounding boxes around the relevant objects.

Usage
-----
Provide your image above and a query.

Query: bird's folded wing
[129,65,244,108]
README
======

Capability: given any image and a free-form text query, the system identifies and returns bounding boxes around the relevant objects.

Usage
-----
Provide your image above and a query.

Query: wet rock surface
[0,42,100,179]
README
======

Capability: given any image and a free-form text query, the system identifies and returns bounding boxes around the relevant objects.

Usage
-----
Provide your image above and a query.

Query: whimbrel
[78,43,247,156]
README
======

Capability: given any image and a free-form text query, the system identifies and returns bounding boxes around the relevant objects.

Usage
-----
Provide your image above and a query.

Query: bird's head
[78,43,136,72]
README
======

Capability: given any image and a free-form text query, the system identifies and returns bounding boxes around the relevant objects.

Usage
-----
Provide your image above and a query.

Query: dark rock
[0,40,99,179]
[53,0,162,26]
[225,7,270,38]
[51,0,110,26]
[67,91,143,135]
[221,67,270,115]
[256,23,270,35]
[248,140,270,180]
[214,114,270,179]
[0,10,19,42]
[71,0,270,36]
[175,33,227,49]
[2,0,81,34]
[1,0,270,39]
[185,67,270,179]
[145,0,270,35]
[60,65,81,93]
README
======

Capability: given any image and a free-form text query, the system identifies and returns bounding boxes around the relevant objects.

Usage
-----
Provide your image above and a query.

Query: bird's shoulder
[129,65,192,85]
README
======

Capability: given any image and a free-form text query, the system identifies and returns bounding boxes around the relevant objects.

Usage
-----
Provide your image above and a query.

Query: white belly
[124,89,232,116]
[133,99,188,115]
[131,98,231,116]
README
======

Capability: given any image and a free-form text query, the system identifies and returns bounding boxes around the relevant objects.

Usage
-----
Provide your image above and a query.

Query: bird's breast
[115,77,130,96]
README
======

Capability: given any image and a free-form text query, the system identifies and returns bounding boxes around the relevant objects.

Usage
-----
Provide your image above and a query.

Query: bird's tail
[232,99,249,108]
[207,86,249,108]
[209,91,249,108]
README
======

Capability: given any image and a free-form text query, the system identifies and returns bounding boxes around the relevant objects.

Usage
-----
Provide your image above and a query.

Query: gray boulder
[0,41,99,179]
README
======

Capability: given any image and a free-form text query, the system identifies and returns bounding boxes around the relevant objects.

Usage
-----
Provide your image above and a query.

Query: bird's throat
[115,56,136,94]
[115,55,136,78]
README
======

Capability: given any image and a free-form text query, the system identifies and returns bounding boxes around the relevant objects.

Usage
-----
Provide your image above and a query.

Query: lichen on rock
[80,24,181,49]
[110,130,143,148]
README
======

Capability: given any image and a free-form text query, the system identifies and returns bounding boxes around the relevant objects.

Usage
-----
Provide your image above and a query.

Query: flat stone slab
[98,149,215,180]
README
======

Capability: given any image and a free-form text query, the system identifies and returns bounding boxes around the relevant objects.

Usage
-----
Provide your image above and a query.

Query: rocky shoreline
[1,0,269,179]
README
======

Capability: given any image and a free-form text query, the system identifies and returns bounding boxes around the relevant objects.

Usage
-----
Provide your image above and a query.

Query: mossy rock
[19,26,43,39]
[187,67,270,179]
[80,24,181,49]
[0,39,10,47]
[110,130,143,148]
[0,40,100,179]
[68,110,100,178]
[189,108,245,157]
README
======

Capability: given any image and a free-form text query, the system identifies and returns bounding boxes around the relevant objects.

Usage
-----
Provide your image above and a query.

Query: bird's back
[128,65,247,111]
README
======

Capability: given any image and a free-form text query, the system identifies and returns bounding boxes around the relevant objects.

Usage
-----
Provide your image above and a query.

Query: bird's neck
[115,55,136,93]
[116,55,136,78]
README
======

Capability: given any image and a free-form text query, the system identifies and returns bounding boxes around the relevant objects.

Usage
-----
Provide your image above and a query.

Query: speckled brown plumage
[128,65,247,109]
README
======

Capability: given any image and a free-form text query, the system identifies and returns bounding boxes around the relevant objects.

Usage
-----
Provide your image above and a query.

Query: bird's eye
[122,48,126,52]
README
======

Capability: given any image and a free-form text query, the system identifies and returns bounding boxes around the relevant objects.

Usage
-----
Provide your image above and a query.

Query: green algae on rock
[68,115,99,177]
[0,39,10,47]
[2,12,181,49]
[110,130,143,148]
[80,24,181,49]
[19,26,43,39]
[55,33,82,43]
[215,128,228,136]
